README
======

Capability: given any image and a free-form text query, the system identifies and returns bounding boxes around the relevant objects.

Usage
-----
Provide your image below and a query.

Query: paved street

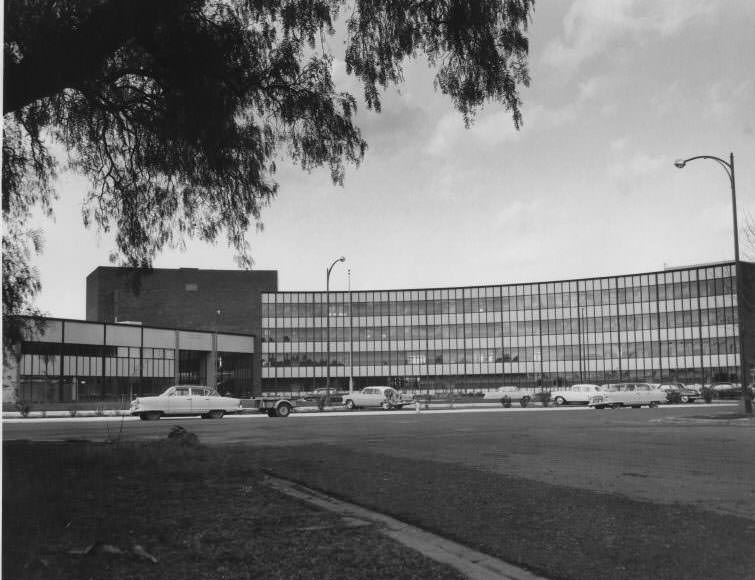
[4,404,754,520]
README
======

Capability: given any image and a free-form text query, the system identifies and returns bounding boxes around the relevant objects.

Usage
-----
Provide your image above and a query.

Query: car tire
[631,405,641,409]
[140,411,161,421]
[554,396,566,406]
[276,403,292,418]
[344,400,355,410]
[680,396,689,403]
[207,410,225,419]
[594,405,604,409]
[611,403,622,409]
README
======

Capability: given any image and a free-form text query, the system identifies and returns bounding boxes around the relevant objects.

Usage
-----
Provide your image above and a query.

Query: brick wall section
[85,267,278,394]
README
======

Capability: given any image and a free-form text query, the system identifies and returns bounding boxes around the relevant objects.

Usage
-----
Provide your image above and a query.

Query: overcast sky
[32,0,755,319]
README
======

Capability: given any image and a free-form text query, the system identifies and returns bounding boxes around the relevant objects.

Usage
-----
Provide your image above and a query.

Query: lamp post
[348,268,354,395]
[214,308,221,389]
[325,256,346,406]
[674,152,752,415]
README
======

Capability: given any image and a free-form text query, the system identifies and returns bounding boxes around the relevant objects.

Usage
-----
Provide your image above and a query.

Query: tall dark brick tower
[86,267,278,393]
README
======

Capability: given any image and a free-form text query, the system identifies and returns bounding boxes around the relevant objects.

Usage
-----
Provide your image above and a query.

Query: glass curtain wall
[261,263,742,391]
[18,343,177,403]
[12,320,255,404]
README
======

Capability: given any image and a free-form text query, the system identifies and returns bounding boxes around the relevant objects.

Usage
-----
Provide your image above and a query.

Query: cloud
[426,164,467,201]
[649,78,754,126]
[496,199,541,227]
[606,151,666,195]
[425,103,577,156]
[575,76,624,116]
[609,137,628,151]
[425,110,520,156]
[703,80,754,122]
[543,0,716,71]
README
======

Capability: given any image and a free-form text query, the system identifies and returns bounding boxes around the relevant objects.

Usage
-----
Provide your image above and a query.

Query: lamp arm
[327,257,345,277]
[679,155,733,182]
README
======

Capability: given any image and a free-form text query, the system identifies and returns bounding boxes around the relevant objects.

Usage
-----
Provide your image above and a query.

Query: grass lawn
[255,444,755,580]
[5,432,755,580]
[2,438,464,580]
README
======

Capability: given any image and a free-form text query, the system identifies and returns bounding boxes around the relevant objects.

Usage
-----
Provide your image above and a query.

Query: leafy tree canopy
[2,0,533,344]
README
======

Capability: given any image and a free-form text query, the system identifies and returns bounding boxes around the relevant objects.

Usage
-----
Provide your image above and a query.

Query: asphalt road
[4,404,754,520]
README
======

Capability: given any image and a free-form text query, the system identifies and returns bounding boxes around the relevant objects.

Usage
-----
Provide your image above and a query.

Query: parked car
[342,386,413,410]
[589,383,665,409]
[130,385,242,420]
[708,382,743,399]
[482,385,529,407]
[483,386,520,402]
[304,388,344,403]
[482,386,552,407]
[656,382,699,404]
[549,384,603,406]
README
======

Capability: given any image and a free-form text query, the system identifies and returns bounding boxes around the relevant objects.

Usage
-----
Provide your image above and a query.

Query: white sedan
[342,386,412,410]
[130,385,242,420]
[549,384,603,406]
[589,383,665,409]
[482,386,528,406]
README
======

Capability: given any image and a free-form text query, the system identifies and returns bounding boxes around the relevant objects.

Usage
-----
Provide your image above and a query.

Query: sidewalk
[1,400,544,420]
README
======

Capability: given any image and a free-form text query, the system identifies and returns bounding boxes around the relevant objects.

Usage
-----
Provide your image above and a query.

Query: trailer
[244,397,296,418]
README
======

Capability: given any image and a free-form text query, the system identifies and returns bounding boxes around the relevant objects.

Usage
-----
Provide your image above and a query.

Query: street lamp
[325,256,346,406]
[348,268,354,395]
[674,152,752,415]
[214,308,221,389]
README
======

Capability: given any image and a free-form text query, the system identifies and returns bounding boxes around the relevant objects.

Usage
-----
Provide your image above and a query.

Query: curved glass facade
[261,262,752,391]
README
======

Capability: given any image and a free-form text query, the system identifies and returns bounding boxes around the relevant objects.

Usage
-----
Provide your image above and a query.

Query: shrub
[167,425,200,447]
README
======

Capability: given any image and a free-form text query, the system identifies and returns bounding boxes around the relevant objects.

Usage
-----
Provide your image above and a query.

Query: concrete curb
[2,410,132,419]
[263,474,549,580]
[3,401,735,422]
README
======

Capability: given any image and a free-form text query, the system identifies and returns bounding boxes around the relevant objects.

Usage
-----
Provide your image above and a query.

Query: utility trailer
[242,397,296,418]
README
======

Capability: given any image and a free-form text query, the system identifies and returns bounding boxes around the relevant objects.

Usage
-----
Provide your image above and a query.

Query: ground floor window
[178,350,206,384]
[216,352,253,398]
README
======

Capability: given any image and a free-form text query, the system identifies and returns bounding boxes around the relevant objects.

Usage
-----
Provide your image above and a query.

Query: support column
[206,333,218,388]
